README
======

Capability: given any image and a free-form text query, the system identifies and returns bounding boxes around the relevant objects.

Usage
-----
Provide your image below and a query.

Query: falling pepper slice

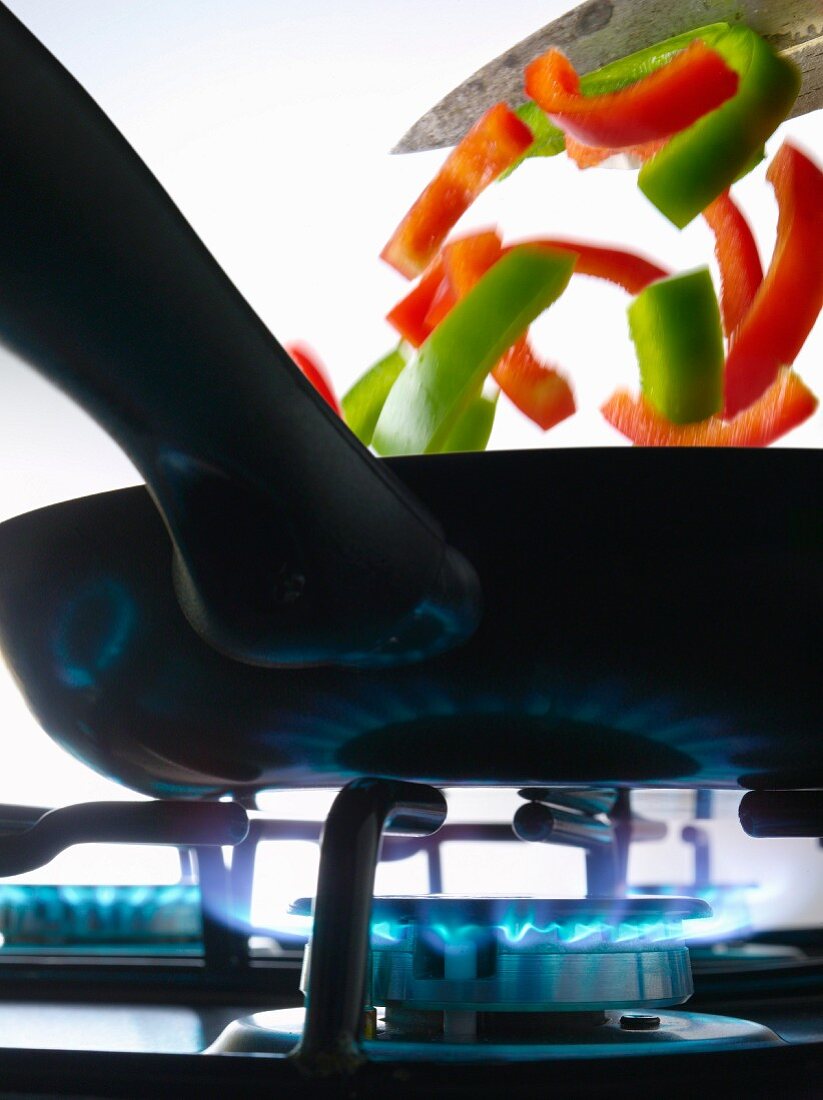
[285,343,341,415]
[628,268,725,425]
[702,190,763,340]
[563,134,665,169]
[431,231,576,432]
[385,259,446,347]
[341,345,408,446]
[522,239,668,295]
[373,245,576,455]
[390,230,668,350]
[492,338,575,431]
[723,142,823,417]
[525,40,738,150]
[440,391,499,452]
[506,24,732,175]
[388,229,669,433]
[602,368,817,446]
[380,103,533,279]
[639,26,801,227]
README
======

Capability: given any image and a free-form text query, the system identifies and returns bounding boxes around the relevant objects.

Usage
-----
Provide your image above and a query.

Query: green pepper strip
[373,245,576,456]
[441,391,498,452]
[505,23,731,176]
[341,345,409,446]
[629,267,724,425]
[341,343,497,452]
[639,26,800,228]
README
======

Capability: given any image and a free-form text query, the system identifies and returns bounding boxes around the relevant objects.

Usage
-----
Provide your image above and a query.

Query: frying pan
[1,448,821,795]
[0,5,820,796]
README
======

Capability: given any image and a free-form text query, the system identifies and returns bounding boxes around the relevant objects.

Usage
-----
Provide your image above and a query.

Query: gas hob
[0,783,822,1096]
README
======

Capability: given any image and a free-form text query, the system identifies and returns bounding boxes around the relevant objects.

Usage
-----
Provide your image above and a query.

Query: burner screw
[619,1013,661,1032]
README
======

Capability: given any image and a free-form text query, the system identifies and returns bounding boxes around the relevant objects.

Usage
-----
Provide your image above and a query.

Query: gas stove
[0,783,822,1097]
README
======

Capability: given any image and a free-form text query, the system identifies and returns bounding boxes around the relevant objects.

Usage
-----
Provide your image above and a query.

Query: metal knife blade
[393,0,823,153]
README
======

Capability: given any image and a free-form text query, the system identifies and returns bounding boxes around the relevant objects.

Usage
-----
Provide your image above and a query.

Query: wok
[0,5,819,797]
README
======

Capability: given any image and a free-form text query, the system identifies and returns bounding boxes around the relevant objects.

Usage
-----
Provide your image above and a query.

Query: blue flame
[0,885,202,948]
[258,904,699,951]
[632,885,755,943]
[683,886,756,942]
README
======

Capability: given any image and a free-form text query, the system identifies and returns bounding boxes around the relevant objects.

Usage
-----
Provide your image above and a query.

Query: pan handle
[0,4,480,667]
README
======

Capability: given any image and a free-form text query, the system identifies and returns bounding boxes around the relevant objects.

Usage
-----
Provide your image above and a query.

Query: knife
[394,0,823,153]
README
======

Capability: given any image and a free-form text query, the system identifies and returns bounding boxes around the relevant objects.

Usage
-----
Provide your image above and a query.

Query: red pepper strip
[564,133,665,169]
[519,239,668,295]
[702,191,763,340]
[385,257,445,347]
[425,229,505,328]
[492,337,575,431]
[602,367,817,446]
[525,41,738,149]
[393,230,667,347]
[442,233,668,302]
[423,278,458,332]
[444,229,505,296]
[285,343,341,415]
[723,142,823,417]
[380,104,533,279]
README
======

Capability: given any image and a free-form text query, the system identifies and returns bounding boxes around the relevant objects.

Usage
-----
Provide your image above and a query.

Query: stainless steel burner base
[360,896,709,1012]
[206,1007,783,1059]
[373,946,694,1012]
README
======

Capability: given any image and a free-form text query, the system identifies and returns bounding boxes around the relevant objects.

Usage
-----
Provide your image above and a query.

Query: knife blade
[393,0,823,153]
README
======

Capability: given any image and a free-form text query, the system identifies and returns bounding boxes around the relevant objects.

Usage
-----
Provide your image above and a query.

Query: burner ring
[363,895,711,1014]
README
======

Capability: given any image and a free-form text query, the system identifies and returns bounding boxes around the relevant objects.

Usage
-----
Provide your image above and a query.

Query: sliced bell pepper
[702,191,763,340]
[602,367,817,446]
[723,142,823,417]
[628,267,724,424]
[428,232,576,431]
[448,234,667,296]
[639,26,801,228]
[380,103,533,280]
[440,391,498,452]
[395,229,665,433]
[373,245,576,455]
[423,278,458,332]
[340,345,408,446]
[563,133,664,169]
[423,229,504,330]
[525,40,738,150]
[522,239,668,295]
[385,258,446,347]
[442,229,504,298]
[500,101,567,179]
[505,24,733,176]
[492,338,575,431]
[436,232,666,310]
[285,343,341,415]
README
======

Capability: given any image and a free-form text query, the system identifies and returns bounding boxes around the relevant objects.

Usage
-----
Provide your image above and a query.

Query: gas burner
[210,892,780,1055]
[365,896,710,1019]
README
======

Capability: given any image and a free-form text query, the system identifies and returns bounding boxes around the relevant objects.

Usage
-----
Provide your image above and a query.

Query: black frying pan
[0,448,821,795]
[0,6,819,797]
